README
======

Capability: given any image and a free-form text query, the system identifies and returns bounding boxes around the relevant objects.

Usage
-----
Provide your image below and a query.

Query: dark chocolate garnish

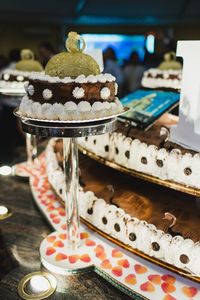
[115,147,119,155]
[184,167,192,176]
[129,232,136,241]
[87,208,93,215]
[105,145,109,152]
[141,157,147,164]
[85,137,88,141]
[102,217,107,225]
[59,188,62,194]
[114,223,120,232]
[180,254,189,264]
[156,159,163,168]
[125,150,130,159]
[152,242,160,251]
[93,139,96,145]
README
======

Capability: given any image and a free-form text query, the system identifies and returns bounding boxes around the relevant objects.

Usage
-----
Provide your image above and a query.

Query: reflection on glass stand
[63,138,80,249]
[12,133,38,178]
[26,133,37,165]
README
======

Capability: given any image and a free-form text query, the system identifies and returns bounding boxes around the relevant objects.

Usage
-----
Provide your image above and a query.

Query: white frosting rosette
[110,209,130,241]
[128,138,142,171]
[159,234,172,260]
[79,191,97,222]
[164,235,184,264]
[113,213,130,242]
[174,238,194,269]
[126,217,139,248]
[191,153,200,188]
[95,133,111,159]
[154,148,169,180]
[135,142,149,173]
[92,198,107,228]
[114,134,132,168]
[113,133,126,166]
[177,153,193,186]
[189,242,200,275]
[134,221,154,253]
[149,229,165,258]
[100,204,118,234]
[167,149,181,181]
[108,133,118,162]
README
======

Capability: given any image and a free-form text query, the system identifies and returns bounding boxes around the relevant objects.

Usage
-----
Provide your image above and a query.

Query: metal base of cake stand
[17,116,117,274]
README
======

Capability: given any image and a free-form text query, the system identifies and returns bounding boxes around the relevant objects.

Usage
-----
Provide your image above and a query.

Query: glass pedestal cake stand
[15,112,117,274]
[12,133,37,179]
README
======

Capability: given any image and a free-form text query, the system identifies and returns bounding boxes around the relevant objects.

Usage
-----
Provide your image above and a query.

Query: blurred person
[8,48,21,69]
[103,47,124,96]
[38,42,56,67]
[123,51,145,93]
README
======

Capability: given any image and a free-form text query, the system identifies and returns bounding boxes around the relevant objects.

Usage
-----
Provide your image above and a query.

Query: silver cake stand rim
[14,108,118,138]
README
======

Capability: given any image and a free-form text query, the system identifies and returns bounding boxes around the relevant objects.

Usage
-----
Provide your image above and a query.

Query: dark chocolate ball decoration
[129,232,136,241]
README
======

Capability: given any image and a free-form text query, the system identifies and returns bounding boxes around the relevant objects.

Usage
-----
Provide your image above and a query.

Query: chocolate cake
[46,138,200,276]
[141,52,182,91]
[19,32,123,121]
[0,49,43,93]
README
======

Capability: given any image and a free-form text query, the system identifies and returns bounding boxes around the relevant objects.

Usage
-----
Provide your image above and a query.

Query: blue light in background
[81,34,146,64]
[146,34,155,54]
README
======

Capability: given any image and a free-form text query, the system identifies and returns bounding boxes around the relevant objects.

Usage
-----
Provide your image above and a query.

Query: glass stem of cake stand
[26,133,37,164]
[63,137,80,249]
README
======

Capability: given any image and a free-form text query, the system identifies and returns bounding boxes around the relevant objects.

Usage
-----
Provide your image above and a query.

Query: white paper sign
[170,41,200,151]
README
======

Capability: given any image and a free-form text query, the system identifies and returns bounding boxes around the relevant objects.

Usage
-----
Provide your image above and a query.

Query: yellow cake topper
[159,52,182,70]
[45,31,100,78]
[16,49,43,72]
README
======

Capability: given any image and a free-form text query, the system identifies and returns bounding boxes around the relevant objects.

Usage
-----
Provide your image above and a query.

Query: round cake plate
[14,106,129,124]
[12,133,38,179]
[15,111,118,274]
[18,116,117,138]
[0,88,25,97]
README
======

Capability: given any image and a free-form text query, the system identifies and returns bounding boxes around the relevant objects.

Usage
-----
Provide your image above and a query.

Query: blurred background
[0,0,200,164]
[1,0,200,89]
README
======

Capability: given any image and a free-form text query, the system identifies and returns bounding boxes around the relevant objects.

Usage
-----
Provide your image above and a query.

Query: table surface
[0,172,131,299]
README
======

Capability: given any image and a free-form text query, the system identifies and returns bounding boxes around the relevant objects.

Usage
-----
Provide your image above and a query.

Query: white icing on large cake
[79,131,200,189]
[46,138,200,276]
[19,96,123,121]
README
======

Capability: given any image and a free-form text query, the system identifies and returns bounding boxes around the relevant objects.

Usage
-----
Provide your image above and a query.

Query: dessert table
[0,159,128,300]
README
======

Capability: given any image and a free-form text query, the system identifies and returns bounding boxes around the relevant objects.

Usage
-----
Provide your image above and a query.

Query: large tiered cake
[19,32,123,121]
[46,138,200,276]
[141,52,182,91]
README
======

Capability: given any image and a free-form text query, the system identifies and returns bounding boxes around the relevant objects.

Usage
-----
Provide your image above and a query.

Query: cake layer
[19,96,123,120]
[0,69,30,82]
[27,79,116,104]
[19,72,124,121]
[0,69,29,91]
[46,138,200,275]
[141,68,182,90]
